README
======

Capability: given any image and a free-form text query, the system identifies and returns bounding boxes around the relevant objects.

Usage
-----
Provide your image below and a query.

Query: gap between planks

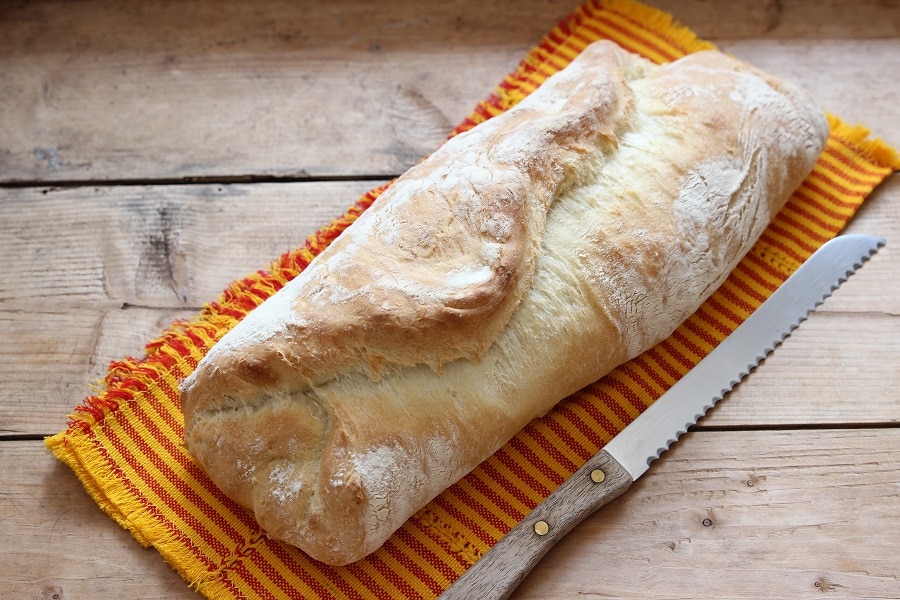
[0,173,400,190]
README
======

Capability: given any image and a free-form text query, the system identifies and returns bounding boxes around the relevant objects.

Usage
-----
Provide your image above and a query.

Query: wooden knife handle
[440,449,633,600]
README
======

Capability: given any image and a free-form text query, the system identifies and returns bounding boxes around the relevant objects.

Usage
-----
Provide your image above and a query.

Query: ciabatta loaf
[180,41,828,565]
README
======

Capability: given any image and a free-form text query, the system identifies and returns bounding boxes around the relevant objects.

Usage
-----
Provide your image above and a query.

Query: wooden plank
[0,307,194,436]
[2,1,898,183]
[0,308,101,436]
[511,428,900,599]
[2,176,896,313]
[0,0,570,183]
[653,0,900,40]
[3,429,896,598]
[0,182,378,310]
[699,311,900,428]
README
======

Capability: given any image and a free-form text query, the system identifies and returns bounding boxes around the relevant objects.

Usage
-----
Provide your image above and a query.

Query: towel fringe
[827,113,900,171]
[597,0,717,55]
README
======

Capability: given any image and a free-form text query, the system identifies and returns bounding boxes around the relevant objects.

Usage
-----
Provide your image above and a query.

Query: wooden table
[1,1,897,598]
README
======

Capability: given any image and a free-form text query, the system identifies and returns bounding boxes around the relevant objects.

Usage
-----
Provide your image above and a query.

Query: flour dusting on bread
[180,41,828,565]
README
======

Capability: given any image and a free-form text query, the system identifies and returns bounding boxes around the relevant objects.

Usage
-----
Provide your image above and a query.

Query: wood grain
[0,0,569,183]
[701,311,900,428]
[0,307,199,436]
[1,1,897,183]
[0,182,380,310]
[653,0,900,39]
[510,429,900,599]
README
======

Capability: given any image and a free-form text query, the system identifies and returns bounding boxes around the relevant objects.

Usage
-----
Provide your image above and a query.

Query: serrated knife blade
[604,233,885,479]
[441,233,884,600]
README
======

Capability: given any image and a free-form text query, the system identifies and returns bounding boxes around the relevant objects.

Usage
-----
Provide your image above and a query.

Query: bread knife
[440,233,884,600]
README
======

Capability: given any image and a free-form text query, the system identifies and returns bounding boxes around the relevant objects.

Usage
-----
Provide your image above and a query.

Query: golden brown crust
[180,41,828,565]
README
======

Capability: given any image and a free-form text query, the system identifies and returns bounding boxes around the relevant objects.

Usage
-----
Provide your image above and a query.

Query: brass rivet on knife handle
[439,450,633,600]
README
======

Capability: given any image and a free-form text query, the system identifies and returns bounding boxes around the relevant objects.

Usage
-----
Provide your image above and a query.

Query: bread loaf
[180,41,828,565]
